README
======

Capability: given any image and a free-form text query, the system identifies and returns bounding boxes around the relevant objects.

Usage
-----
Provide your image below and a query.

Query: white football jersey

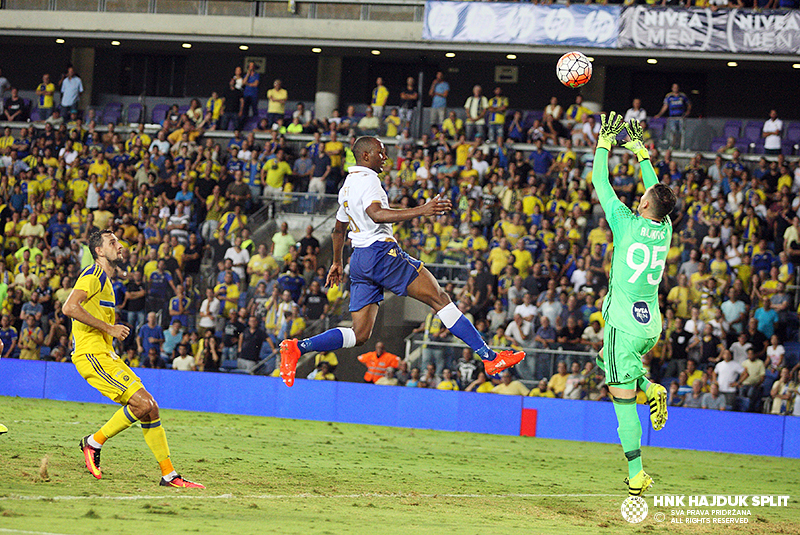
[336,166,394,248]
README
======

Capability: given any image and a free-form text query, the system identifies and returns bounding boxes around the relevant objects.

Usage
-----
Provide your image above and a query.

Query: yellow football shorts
[73,352,144,404]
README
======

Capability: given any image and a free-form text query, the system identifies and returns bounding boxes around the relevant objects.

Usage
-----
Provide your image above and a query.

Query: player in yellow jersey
[64,230,203,488]
[0,339,5,434]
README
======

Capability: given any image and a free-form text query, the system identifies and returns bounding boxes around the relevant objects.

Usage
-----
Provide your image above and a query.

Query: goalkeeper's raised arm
[592,111,627,215]
[622,119,659,190]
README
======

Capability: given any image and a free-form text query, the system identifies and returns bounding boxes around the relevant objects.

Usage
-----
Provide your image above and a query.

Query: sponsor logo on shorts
[632,301,651,324]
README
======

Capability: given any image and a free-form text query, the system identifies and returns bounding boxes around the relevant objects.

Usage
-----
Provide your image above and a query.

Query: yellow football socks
[141,418,174,476]
[96,405,138,445]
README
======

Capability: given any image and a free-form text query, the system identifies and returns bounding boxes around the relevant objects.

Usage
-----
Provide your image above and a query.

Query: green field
[0,396,798,535]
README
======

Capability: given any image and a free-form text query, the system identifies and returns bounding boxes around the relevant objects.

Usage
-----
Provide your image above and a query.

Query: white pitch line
[0,528,75,535]
[0,492,619,501]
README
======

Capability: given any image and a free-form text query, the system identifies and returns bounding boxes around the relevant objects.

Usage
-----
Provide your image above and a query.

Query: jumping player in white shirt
[279,136,524,386]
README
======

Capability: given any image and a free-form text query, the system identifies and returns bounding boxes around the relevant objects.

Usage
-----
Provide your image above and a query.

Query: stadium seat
[151,103,169,124]
[782,140,795,156]
[709,138,727,152]
[178,104,190,116]
[751,139,765,154]
[242,117,259,131]
[39,346,51,359]
[521,110,543,131]
[783,341,800,369]
[785,122,800,143]
[220,359,238,371]
[735,141,750,153]
[127,103,143,123]
[102,110,120,124]
[723,120,742,139]
[743,121,764,143]
[29,109,41,121]
[648,117,666,138]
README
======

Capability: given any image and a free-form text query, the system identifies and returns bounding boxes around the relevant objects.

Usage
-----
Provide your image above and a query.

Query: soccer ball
[556,51,593,89]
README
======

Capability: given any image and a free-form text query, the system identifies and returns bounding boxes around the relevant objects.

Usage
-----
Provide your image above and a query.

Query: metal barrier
[404,335,598,385]
[424,262,470,286]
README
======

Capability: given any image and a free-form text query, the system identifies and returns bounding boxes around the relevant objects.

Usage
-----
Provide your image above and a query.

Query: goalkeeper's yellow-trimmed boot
[646,382,668,431]
[624,470,653,497]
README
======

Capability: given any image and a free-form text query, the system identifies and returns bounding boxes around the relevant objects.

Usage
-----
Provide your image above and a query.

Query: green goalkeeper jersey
[593,148,672,339]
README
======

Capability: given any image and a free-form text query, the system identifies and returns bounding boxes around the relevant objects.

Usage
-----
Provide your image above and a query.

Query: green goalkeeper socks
[612,393,643,479]
[637,376,651,392]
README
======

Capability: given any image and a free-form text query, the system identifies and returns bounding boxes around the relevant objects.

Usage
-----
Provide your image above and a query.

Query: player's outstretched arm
[365,194,451,224]
[623,119,658,189]
[593,112,626,214]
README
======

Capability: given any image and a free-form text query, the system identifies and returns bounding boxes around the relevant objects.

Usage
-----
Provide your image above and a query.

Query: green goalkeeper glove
[597,111,624,151]
[622,119,650,162]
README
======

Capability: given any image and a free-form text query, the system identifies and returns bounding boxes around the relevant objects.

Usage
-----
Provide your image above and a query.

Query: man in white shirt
[624,99,647,124]
[713,349,744,407]
[224,236,251,281]
[514,293,538,323]
[762,109,783,156]
[172,344,196,371]
[464,85,488,141]
[504,313,531,346]
[729,332,752,364]
[59,65,83,116]
[0,67,10,114]
[279,136,524,387]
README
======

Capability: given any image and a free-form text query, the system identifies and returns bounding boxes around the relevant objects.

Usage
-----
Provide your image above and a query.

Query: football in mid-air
[556,51,593,89]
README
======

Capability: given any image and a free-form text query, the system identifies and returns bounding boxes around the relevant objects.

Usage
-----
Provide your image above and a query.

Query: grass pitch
[0,396,798,535]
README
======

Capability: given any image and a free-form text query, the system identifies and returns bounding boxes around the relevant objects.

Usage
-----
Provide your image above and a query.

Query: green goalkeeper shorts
[597,324,658,386]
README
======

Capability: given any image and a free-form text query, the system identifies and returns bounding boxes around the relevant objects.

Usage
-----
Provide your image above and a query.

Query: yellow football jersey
[71,263,115,356]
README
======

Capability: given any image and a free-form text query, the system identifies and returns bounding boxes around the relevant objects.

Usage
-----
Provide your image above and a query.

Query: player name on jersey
[640,226,667,240]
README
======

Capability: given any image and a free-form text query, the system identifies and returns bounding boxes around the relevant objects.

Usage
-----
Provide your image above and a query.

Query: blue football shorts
[348,240,423,312]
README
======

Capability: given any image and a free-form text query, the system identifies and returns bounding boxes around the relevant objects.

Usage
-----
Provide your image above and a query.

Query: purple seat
[782,140,795,156]
[723,120,741,139]
[127,103,143,124]
[258,108,269,118]
[735,141,750,153]
[743,121,764,143]
[710,139,726,152]
[751,139,765,154]
[178,105,190,116]
[785,122,800,143]
[29,109,41,121]
[648,117,666,137]
[151,104,169,124]
[102,110,120,125]
[242,117,259,131]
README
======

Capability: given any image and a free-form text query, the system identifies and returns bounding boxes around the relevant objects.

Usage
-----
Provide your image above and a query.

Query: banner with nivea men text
[618,7,800,54]
[423,2,800,54]
[423,1,620,48]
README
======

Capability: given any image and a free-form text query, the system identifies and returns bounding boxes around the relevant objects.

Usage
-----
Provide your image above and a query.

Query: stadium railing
[403,335,597,384]
[424,263,470,286]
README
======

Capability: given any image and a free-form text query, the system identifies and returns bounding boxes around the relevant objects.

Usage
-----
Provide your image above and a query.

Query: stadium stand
[1,42,799,418]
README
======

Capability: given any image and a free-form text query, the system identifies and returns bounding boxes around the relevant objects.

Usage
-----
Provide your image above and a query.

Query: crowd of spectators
[2,60,800,415]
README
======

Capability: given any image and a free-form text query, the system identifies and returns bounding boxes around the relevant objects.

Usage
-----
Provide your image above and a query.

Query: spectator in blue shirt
[169,285,190,329]
[46,211,72,248]
[138,312,165,357]
[528,139,554,179]
[240,61,260,129]
[754,299,779,339]
[278,261,306,303]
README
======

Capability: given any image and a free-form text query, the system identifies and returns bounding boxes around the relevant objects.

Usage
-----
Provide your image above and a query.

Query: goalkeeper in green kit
[593,112,676,497]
